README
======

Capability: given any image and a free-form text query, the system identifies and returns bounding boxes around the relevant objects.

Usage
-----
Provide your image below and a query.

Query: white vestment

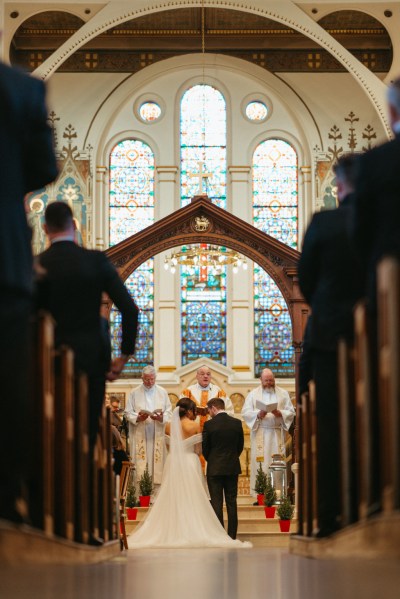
[125,384,172,486]
[241,385,295,497]
[181,383,234,416]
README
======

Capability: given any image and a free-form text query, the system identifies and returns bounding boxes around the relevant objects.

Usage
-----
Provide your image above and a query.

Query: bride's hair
[176,397,197,419]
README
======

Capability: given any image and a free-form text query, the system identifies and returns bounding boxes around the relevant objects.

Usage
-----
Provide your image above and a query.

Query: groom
[202,398,244,539]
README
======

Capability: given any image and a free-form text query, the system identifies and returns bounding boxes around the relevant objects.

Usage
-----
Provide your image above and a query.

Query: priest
[125,366,172,490]
[242,368,295,498]
[181,365,234,431]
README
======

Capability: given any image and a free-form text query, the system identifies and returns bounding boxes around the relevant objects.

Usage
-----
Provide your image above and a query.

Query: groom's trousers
[207,474,239,539]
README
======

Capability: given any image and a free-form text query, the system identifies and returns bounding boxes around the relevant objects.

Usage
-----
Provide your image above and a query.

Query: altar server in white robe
[125,366,172,489]
[242,368,295,497]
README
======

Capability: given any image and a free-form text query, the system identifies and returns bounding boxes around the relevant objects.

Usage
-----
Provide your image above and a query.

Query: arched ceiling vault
[25,1,389,135]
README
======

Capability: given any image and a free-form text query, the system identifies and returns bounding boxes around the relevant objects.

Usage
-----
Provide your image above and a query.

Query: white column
[228,166,253,375]
[228,166,251,220]
[299,165,312,246]
[155,166,179,372]
[95,165,107,249]
[155,165,178,218]
[229,269,253,376]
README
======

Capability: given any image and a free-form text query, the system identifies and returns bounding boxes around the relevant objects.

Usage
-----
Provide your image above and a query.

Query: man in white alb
[241,368,295,498]
[181,365,234,430]
[125,366,172,490]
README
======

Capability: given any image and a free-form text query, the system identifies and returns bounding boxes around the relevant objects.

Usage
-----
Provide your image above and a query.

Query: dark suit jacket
[202,412,244,476]
[0,62,57,295]
[353,135,400,298]
[298,196,363,351]
[36,241,139,376]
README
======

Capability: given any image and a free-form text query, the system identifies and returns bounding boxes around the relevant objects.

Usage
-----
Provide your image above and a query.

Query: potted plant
[139,463,153,507]
[254,463,268,505]
[263,477,277,518]
[277,495,294,532]
[125,475,138,520]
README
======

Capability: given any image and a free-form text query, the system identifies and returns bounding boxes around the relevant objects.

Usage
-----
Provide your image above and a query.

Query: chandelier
[163,245,248,274]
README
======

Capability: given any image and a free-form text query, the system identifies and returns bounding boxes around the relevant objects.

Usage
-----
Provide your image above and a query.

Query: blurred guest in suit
[37,201,139,450]
[351,78,400,514]
[298,153,363,536]
[353,77,400,307]
[0,61,57,523]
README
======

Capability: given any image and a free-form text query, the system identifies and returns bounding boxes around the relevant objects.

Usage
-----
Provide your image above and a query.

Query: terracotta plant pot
[139,495,151,508]
[257,494,265,506]
[126,507,138,520]
[279,519,291,532]
[264,506,276,518]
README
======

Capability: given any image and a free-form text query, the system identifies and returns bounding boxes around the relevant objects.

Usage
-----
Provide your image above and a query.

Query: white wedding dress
[129,407,252,548]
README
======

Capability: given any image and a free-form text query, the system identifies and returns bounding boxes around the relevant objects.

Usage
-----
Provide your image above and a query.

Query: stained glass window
[253,139,298,377]
[180,85,226,208]
[180,85,227,364]
[253,139,298,248]
[245,101,268,122]
[139,102,162,122]
[109,139,155,377]
[181,253,226,364]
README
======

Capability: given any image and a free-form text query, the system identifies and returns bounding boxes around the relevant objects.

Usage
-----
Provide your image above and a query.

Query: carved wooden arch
[105,196,308,356]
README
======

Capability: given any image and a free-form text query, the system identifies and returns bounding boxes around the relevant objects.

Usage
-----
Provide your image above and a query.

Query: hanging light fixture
[163,244,248,274]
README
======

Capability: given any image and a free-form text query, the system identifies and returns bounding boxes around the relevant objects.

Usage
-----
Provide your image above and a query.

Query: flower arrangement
[263,477,277,507]
[139,463,153,497]
[277,496,294,521]
[254,463,268,495]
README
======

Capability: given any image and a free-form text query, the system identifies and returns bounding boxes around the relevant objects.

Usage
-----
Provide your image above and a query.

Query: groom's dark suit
[202,411,244,539]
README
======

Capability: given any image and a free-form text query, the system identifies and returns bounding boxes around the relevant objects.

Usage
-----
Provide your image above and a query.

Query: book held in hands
[255,399,278,413]
[139,409,163,416]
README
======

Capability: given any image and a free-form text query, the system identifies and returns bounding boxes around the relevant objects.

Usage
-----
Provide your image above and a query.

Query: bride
[129,398,251,548]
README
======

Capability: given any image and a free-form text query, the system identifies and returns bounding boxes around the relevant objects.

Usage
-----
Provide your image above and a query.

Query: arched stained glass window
[180,84,226,208]
[253,139,298,248]
[180,85,227,364]
[109,139,155,377]
[253,139,298,377]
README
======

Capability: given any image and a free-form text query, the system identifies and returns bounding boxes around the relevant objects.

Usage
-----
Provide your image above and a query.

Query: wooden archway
[106,195,308,374]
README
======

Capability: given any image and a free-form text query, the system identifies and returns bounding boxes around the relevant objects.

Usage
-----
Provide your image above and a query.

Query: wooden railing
[297,257,400,539]
[29,311,117,546]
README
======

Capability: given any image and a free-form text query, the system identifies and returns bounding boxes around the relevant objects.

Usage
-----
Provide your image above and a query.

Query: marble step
[125,509,298,546]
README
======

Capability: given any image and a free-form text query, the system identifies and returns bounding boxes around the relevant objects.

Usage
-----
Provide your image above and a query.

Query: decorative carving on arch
[105,195,308,349]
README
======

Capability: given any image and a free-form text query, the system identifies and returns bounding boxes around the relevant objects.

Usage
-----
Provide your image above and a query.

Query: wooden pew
[300,391,311,536]
[30,311,55,535]
[74,373,90,544]
[377,258,400,512]
[308,381,319,536]
[337,339,358,526]
[119,461,135,550]
[353,302,376,519]
[54,346,75,541]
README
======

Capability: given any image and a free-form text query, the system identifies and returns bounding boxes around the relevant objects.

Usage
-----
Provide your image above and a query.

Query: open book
[255,399,278,413]
[139,409,163,417]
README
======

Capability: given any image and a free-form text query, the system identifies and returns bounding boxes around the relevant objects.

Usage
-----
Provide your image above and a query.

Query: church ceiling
[9,8,392,74]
